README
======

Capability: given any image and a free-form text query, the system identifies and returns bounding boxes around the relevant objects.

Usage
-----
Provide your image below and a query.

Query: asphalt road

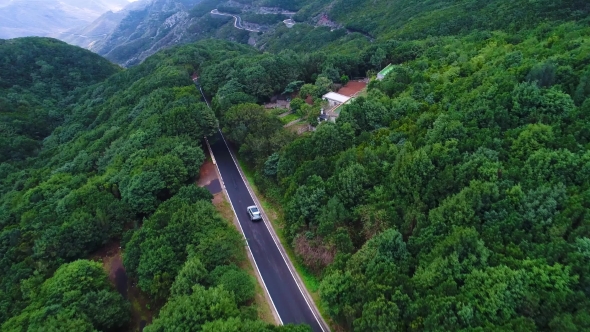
[210,9,260,32]
[209,132,323,332]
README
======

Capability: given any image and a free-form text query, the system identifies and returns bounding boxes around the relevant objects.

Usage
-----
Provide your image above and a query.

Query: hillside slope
[0,37,120,162]
[327,0,590,38]
[0,38,310,332]
[71,0,590,67]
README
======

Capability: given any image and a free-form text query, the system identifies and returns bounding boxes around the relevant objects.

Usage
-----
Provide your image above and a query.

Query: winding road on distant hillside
[211,9,260,32]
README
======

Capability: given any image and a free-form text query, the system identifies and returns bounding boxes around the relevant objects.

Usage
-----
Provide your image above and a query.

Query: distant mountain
[89,0,205,67]
[77,0,335,67]
[60,0,149,49]
[79,0,292,67]
[0,0,131,39]
[59,10,128,49]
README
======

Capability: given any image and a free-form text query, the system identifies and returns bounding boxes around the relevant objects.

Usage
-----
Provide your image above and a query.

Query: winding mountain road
[211,9,260,32]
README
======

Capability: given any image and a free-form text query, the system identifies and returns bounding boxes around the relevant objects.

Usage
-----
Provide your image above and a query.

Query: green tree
[209,265,256,304]
[353,297,401,332]
[286,175,326,237]
[170,256,208,297]
[2,260,129,331]
[340,75,350,86]
[370,48,386,69]
[143,154,188,194]
[299,84,319,99]
[197,227,245,271]
[145,286,239,332]
[315,76,333,96]
[283,81,305,95]
[290,97,305,112]
[331,162,369,208]
[126,200,242,300]
[120,172,165,214]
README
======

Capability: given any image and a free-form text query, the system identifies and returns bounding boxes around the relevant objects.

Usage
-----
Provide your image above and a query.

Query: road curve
[208,132,325,332]
[211,9,260,32]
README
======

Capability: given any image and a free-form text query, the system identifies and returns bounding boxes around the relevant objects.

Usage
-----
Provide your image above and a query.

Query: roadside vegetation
[237,158,334,326]
[280,113,300,126]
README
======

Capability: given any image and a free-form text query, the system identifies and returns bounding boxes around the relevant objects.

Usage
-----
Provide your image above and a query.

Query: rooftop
[283,19,295,28]
[323,92,351,103]
[378,64,395,77]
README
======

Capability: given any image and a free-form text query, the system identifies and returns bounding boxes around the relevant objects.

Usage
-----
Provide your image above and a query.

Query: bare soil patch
[198,160,222,194]
[287,122,312,135]
[197,160,218,187]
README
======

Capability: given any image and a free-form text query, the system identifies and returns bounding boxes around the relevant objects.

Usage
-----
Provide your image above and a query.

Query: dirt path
[109,254,128,298]
[92,241,153,332]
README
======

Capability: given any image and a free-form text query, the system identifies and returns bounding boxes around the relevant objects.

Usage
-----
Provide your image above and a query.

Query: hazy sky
[0,0,139,6]
[0,0,143,39]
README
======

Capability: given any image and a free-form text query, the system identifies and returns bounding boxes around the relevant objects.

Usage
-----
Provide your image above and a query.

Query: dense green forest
[0,38,120,163]
[205,1,590,331]
[2,0,590,330]
[0,39,309,331]
[329,0,590,38]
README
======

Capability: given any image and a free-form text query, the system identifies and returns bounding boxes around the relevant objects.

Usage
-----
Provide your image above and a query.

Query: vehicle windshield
[251,207,259,213]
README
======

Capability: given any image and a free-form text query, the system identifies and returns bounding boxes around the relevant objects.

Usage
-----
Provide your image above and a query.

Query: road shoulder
[199,142,280,325]
[215,135,331,332]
